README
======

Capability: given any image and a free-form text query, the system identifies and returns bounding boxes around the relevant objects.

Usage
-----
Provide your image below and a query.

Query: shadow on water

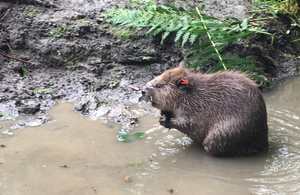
[1,77,300,195]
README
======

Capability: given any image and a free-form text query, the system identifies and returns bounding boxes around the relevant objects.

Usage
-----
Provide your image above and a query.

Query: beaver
[141,67,268,157]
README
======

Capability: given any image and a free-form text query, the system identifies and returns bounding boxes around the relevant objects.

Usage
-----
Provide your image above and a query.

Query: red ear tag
[181,79,189,85]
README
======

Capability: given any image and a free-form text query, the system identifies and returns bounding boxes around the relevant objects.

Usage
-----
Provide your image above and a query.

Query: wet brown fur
[142,67,269,157]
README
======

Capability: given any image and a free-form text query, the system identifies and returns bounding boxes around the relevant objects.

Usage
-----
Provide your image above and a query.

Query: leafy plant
[34,89,53,94]
[42,25,68,46]
[0,113,9,120]
[109,77,120,88]
[108,26,136,38]
[76,19,89,24]
[65,54,79,66]
[24,6,35,18]
[20,62,28,77]
[117,129,145,142]
[103,3,268,80]
[128,163,141,166]
[142,56,151,60]
[100,99,108,104]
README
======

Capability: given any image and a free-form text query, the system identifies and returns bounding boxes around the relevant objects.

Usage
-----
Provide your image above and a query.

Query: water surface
[1,77,300,195]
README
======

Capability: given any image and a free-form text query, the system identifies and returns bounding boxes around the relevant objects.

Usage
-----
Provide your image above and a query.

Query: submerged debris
[123,175,131,182]
[117,129,145,142]
[2,130,16,136]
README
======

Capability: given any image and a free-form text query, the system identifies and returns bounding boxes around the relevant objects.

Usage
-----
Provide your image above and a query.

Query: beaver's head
[141,67,190,111]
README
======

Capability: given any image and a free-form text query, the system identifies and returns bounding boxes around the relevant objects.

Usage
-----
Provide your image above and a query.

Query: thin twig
[5,40,15,56]
[0,9,10,20]
[195,7,227,70]
[249,17,276,22]
[0,51,35,64]
[0,29,15,56]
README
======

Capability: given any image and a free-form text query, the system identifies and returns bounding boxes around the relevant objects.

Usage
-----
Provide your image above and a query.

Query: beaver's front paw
[160,110,173,119]
[159,115,171,128]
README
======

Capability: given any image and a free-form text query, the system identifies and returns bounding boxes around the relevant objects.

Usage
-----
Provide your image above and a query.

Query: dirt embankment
[0,0,300,125]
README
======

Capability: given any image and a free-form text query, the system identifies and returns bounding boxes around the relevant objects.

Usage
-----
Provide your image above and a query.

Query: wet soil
[1,77,300,194]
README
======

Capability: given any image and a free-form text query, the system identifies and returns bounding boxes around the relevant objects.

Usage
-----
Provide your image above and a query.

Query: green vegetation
[117,129,145,142]
[103,1,270,79]
[0,113,10,120]
[108,26,136,38]
[250,0,300,41]
[109,77,120,88]
[0,112,19,120]
[42,25,68,46]
[24,6,35,18]
[20,63,28,77]
[128,163,141,166]
[66,55,79,66]
[76,19,89,24]
[142,56,151,60]
[34,89,53,94]
[100,99,108,104]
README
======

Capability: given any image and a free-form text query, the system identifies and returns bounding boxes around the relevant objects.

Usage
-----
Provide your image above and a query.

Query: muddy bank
[0,0,300,123]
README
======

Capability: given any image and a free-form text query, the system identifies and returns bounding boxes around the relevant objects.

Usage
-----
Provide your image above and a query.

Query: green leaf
[250,75,270,83]
[117,135,131,142]
[241,19,248,30]
[34,89,53,94]
[186,44,226,61]
[118,129,128,136]
[189,33,198,44]
[128,163,141,167]
[162,31,171,40]
[181,32,190,47]
[187,59,213,68]
[133,132,145,139]
[20,63,28,77]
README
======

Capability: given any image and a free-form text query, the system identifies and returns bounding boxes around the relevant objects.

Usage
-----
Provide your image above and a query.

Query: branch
[0,9,10,20]
[0,51,35,64]
[195,7,227,71]
[0,29,16,56]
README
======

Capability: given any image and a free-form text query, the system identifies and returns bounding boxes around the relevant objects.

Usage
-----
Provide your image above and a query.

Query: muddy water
[1,77,300,195]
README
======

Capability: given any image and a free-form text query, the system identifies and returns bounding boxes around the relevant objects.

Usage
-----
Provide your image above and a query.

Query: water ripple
[248,107,300,194]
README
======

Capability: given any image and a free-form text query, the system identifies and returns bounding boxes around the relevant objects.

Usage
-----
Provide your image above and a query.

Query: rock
[18,100,41,114]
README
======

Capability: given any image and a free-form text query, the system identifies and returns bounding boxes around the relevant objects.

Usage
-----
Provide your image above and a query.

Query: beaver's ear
[176,78,189,90]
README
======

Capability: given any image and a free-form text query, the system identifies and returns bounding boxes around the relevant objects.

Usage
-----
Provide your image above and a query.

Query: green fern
[103,3,268,82]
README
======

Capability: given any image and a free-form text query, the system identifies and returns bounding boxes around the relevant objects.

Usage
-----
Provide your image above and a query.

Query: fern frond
[182,32,190,46]
[212,55,258,65]
[188,28,208,36]
[250,75,270,83]
[186,39,212,52]
[186,44,226,61]
[187,59,213,68]
[206,61,225,73]
[189,33,198,44]
[104,4,265,82]
[174,26,189,42]
[162,31,171,41]
[213,30,254,44]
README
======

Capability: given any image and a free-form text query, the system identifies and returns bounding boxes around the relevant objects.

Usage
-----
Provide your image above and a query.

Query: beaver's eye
[156,84,162,88]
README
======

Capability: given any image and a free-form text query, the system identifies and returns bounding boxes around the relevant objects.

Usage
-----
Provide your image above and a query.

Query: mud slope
[0,0,299,123]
